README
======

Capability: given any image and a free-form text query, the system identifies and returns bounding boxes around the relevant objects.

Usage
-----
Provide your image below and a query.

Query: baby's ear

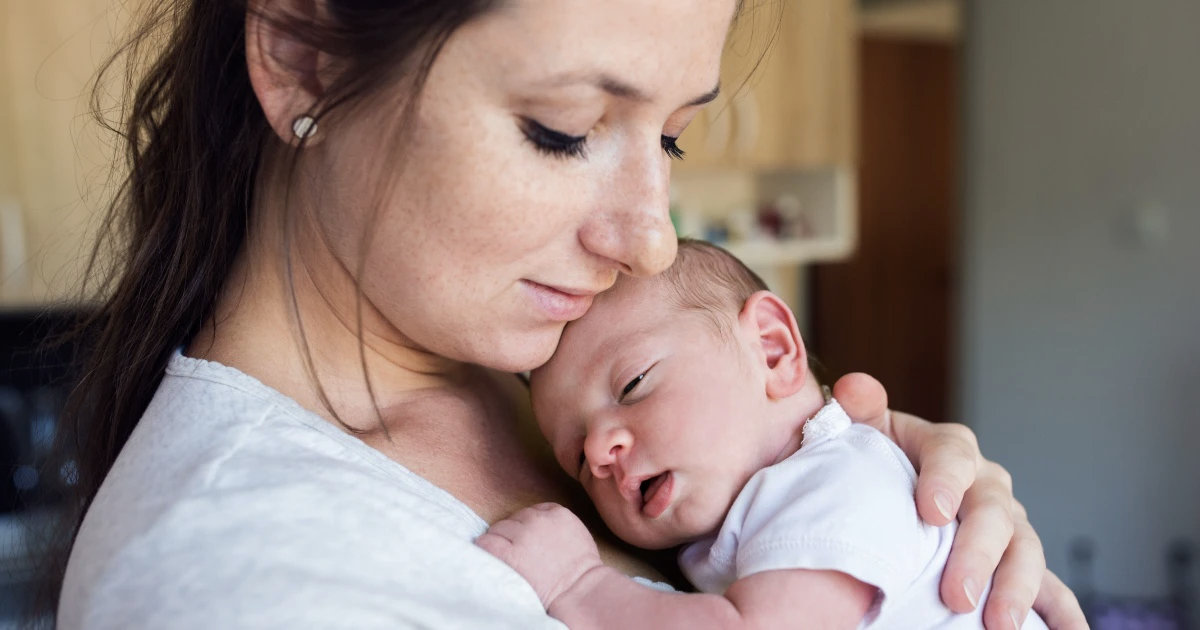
[737,291,808,400]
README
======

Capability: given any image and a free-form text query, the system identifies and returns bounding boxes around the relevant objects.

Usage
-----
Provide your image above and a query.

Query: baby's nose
[584,426,633,480]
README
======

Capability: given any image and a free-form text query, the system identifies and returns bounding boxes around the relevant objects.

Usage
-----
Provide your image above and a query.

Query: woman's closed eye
[520,118,587,159]
[519,117,687,161]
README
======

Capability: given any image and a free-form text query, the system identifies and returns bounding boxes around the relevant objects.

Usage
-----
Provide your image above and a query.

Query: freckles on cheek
[400,100,585,270]
[422,141,551,254]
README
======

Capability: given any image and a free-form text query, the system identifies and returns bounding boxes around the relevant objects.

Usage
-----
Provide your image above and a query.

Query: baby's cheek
[672,497,727,543]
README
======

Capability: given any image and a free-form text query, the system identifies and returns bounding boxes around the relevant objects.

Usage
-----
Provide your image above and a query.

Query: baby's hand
[476,503,603,609]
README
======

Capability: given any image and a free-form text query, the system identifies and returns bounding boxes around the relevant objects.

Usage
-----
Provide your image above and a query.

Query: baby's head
[531,239,824,549]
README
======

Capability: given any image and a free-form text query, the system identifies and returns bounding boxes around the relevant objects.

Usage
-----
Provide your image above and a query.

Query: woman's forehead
[458,0,733,100]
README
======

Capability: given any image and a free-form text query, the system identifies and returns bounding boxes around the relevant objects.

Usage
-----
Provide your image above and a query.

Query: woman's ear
[245,0,327,144]
[737,290,809,400]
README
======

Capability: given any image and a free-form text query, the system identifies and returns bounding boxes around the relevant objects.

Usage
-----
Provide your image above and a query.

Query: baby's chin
[617,527,687,551]
[609,515,719,551]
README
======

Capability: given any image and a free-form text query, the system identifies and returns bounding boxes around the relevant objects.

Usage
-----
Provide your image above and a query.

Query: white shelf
[725,236,854,267]
[711,168,858,268]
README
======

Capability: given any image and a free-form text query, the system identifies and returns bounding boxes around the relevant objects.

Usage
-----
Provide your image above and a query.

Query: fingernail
[1009,608,1023,629]
[935,491,954,521]
[962,577,980,609]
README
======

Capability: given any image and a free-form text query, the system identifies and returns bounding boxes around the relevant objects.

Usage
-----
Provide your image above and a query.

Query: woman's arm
[831,372,1086,630]
[477,503,874,630]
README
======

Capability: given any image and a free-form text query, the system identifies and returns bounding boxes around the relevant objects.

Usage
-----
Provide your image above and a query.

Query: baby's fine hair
[657,238,769,336]
[660,238,826,382]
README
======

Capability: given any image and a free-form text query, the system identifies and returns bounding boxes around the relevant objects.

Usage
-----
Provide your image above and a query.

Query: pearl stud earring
[292,115,318,140]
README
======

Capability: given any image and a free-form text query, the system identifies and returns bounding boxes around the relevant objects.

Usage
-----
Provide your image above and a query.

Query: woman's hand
[832,372,1086,630]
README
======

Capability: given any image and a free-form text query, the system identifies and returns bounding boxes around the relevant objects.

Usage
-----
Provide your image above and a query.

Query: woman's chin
[467,328,562,374]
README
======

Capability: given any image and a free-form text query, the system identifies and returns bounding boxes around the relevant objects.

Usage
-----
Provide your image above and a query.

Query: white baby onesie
[678,401,1048,629]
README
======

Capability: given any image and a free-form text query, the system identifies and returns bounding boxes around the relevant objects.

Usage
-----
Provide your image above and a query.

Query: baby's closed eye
[620,373,645,400]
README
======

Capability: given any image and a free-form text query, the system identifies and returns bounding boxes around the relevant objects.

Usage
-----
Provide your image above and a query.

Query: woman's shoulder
[87,351,492,536]
[58,353,565,629]
[125,354,466,510]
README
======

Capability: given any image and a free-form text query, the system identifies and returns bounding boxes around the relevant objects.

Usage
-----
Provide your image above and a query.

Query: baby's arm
[476,503,875,630]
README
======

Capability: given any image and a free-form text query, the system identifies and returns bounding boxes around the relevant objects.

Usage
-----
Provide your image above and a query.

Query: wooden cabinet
[1,1,121,306]
[676,0,857,171]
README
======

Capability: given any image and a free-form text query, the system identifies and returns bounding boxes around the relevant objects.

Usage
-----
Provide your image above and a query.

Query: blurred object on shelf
[755,201,782,238]
[757,194,815,241]
[725,207,759,243]
[703,220,730,246]
[776,194,813,240]
[670,168,857,270]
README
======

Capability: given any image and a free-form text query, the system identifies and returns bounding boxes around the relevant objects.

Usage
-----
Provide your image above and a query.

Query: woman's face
[311,0,736,372]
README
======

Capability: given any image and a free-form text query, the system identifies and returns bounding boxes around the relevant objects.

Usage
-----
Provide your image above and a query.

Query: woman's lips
[640,471,674,519]
[522,280,596,321]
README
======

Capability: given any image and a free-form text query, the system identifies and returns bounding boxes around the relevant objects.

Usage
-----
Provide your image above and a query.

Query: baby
[478,239,1048,629]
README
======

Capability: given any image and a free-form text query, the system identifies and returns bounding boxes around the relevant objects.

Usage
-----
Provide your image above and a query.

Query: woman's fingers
[980,500,1045,628]
[904,412,982,527]
[1031,570,1088,630]
[939,460,1016,613]
[833,372,1075,626]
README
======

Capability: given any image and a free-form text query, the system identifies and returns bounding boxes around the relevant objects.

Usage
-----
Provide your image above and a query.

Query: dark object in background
[0,309,82,513]
[1,308,83,625]
[1070,536,1197,630]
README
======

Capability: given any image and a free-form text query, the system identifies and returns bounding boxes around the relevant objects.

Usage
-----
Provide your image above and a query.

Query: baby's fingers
[476,529,517,565]
[486,515,538,544]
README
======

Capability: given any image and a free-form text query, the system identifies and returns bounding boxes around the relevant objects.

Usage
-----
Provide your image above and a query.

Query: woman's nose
[579,139,677,277]
[583,425,634,480]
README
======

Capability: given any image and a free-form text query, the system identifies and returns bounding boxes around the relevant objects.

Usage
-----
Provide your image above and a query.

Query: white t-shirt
[58,352,564,629]
[678,401,1048,630]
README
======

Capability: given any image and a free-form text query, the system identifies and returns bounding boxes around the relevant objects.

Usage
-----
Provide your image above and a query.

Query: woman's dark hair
[30,0,500,623]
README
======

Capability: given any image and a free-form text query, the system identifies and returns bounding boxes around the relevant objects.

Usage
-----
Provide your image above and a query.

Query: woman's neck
[190,185,477,433]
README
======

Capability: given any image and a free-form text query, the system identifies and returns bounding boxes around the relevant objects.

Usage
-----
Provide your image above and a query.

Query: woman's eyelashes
[661,135,686,160]
[519,117,687,161]
[520,118,587,159]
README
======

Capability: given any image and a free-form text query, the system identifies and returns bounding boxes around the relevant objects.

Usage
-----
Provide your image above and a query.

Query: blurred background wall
[960,0,1200,601]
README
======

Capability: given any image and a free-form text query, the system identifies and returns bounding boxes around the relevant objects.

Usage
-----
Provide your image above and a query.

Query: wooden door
[810,36,959,421]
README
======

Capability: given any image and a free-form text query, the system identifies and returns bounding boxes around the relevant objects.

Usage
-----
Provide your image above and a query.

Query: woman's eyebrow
[542,72,720,107]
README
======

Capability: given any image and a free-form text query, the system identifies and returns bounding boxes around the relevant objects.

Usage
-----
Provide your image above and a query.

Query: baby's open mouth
[639,476,657,501]
[639,471,673,519]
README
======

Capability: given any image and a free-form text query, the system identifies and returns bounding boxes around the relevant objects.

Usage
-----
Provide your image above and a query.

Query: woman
[50,0,1083,628]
